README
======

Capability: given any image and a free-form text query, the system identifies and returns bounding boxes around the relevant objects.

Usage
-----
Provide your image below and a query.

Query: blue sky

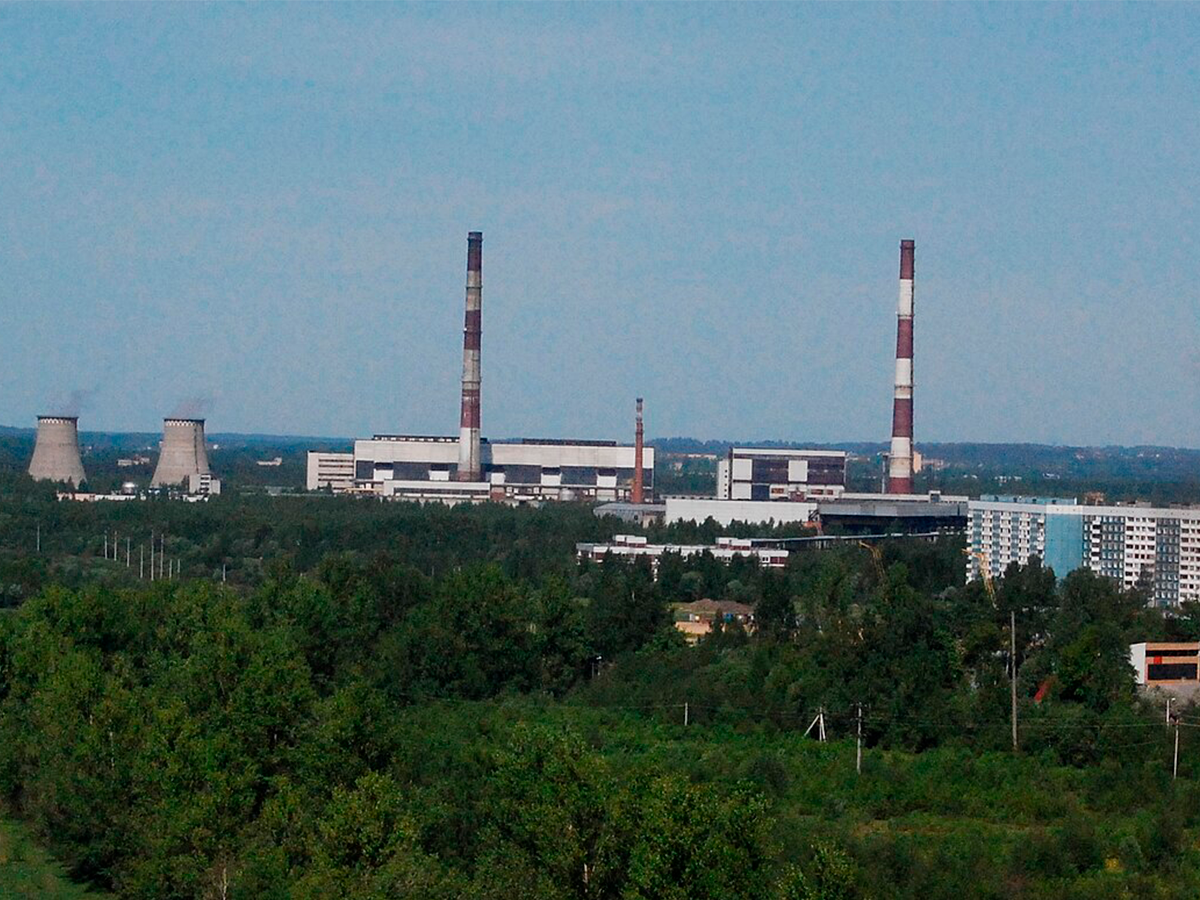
[1,4,1197,445]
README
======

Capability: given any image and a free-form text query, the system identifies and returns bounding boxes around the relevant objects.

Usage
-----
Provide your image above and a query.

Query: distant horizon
[3,421,1200,455]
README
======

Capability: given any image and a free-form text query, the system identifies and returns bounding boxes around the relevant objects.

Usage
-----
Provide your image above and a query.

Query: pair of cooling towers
[27,417,210,489]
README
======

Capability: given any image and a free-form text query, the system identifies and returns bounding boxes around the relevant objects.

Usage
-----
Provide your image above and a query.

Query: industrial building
[1130,642,1200,688]
[716,448,846,500]
[658,492,967,531]
[817,491,968,532]
[335,435,653,503]
[577,533,789,570]
[967,496,1200,606]
[186,473,222,496]
[28,416,87,486]
[307,452,356,492]
[309,232,652,505]
[664,497,818,527]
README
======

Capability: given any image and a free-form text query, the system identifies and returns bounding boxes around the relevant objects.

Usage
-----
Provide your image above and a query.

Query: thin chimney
[457,231,483,481]
[888,239,915,494]
[632,397,645,504]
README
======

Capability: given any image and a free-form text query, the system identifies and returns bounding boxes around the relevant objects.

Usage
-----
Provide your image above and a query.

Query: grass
[0,814,111,899]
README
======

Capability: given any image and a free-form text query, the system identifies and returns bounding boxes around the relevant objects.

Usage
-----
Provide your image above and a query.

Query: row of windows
[357,460,653,486]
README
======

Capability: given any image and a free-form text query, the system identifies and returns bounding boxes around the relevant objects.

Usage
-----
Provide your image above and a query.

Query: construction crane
[858,540,885,581]
[965,549,997,607]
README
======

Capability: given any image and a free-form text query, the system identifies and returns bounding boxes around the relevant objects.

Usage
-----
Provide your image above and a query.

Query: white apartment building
[968,496,1200,607]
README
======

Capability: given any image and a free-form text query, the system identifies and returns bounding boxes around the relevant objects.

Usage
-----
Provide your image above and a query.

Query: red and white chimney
[457,231,483,481]
[632,397,645,504]
[888,239,915,494]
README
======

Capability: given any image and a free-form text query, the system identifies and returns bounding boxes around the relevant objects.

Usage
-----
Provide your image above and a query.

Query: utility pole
[1010,609,1018,752]
[806,708,827,742]
[1174,716,1181,780]
[150,532,155,582]
[126,537,131,567]
[683,702,689,727]
[222,563,226,583]
[140,545,144,580]
[856,703,863,775]
[36,523,40,553]
[104,531,108,560]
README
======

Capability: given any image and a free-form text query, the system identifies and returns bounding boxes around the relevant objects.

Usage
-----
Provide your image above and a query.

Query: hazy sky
[2,4,1198,446]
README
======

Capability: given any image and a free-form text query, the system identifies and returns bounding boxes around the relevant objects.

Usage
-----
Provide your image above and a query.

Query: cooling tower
[28,416,86,486]
[151,418,210,487]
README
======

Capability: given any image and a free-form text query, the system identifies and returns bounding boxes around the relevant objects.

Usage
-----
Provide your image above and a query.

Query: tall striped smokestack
[888,239,915,494]
[457,231,483,481]
[632,397,644,504]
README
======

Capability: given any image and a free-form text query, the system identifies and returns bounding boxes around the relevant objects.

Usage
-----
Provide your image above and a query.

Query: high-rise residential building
[967,496,1200,607]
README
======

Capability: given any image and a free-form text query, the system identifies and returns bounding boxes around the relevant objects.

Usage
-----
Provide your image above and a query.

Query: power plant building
[968,496,1200,607]
[345,435,652,503]
[28,416,87,487]
[716,448,846,501]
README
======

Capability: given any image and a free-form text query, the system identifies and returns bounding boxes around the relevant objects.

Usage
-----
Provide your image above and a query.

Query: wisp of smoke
[52,388,96,417]
[172,396,214,419]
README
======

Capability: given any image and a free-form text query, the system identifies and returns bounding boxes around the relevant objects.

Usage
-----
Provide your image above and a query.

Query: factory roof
[729,447,847,458]
[370,434,464,443]
[496,438,619,448]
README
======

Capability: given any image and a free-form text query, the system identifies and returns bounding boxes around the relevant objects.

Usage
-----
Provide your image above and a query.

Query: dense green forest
[3,472,1200,897]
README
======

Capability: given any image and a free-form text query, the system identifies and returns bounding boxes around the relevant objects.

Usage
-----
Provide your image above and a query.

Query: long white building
[968,495,1200,607]
[577,534,789,570]
[308,436,653,504]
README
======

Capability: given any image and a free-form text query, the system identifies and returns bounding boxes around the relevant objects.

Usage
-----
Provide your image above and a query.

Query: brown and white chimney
[888,239,915,494]
[632,397,645,504]
[457,231,483,481]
